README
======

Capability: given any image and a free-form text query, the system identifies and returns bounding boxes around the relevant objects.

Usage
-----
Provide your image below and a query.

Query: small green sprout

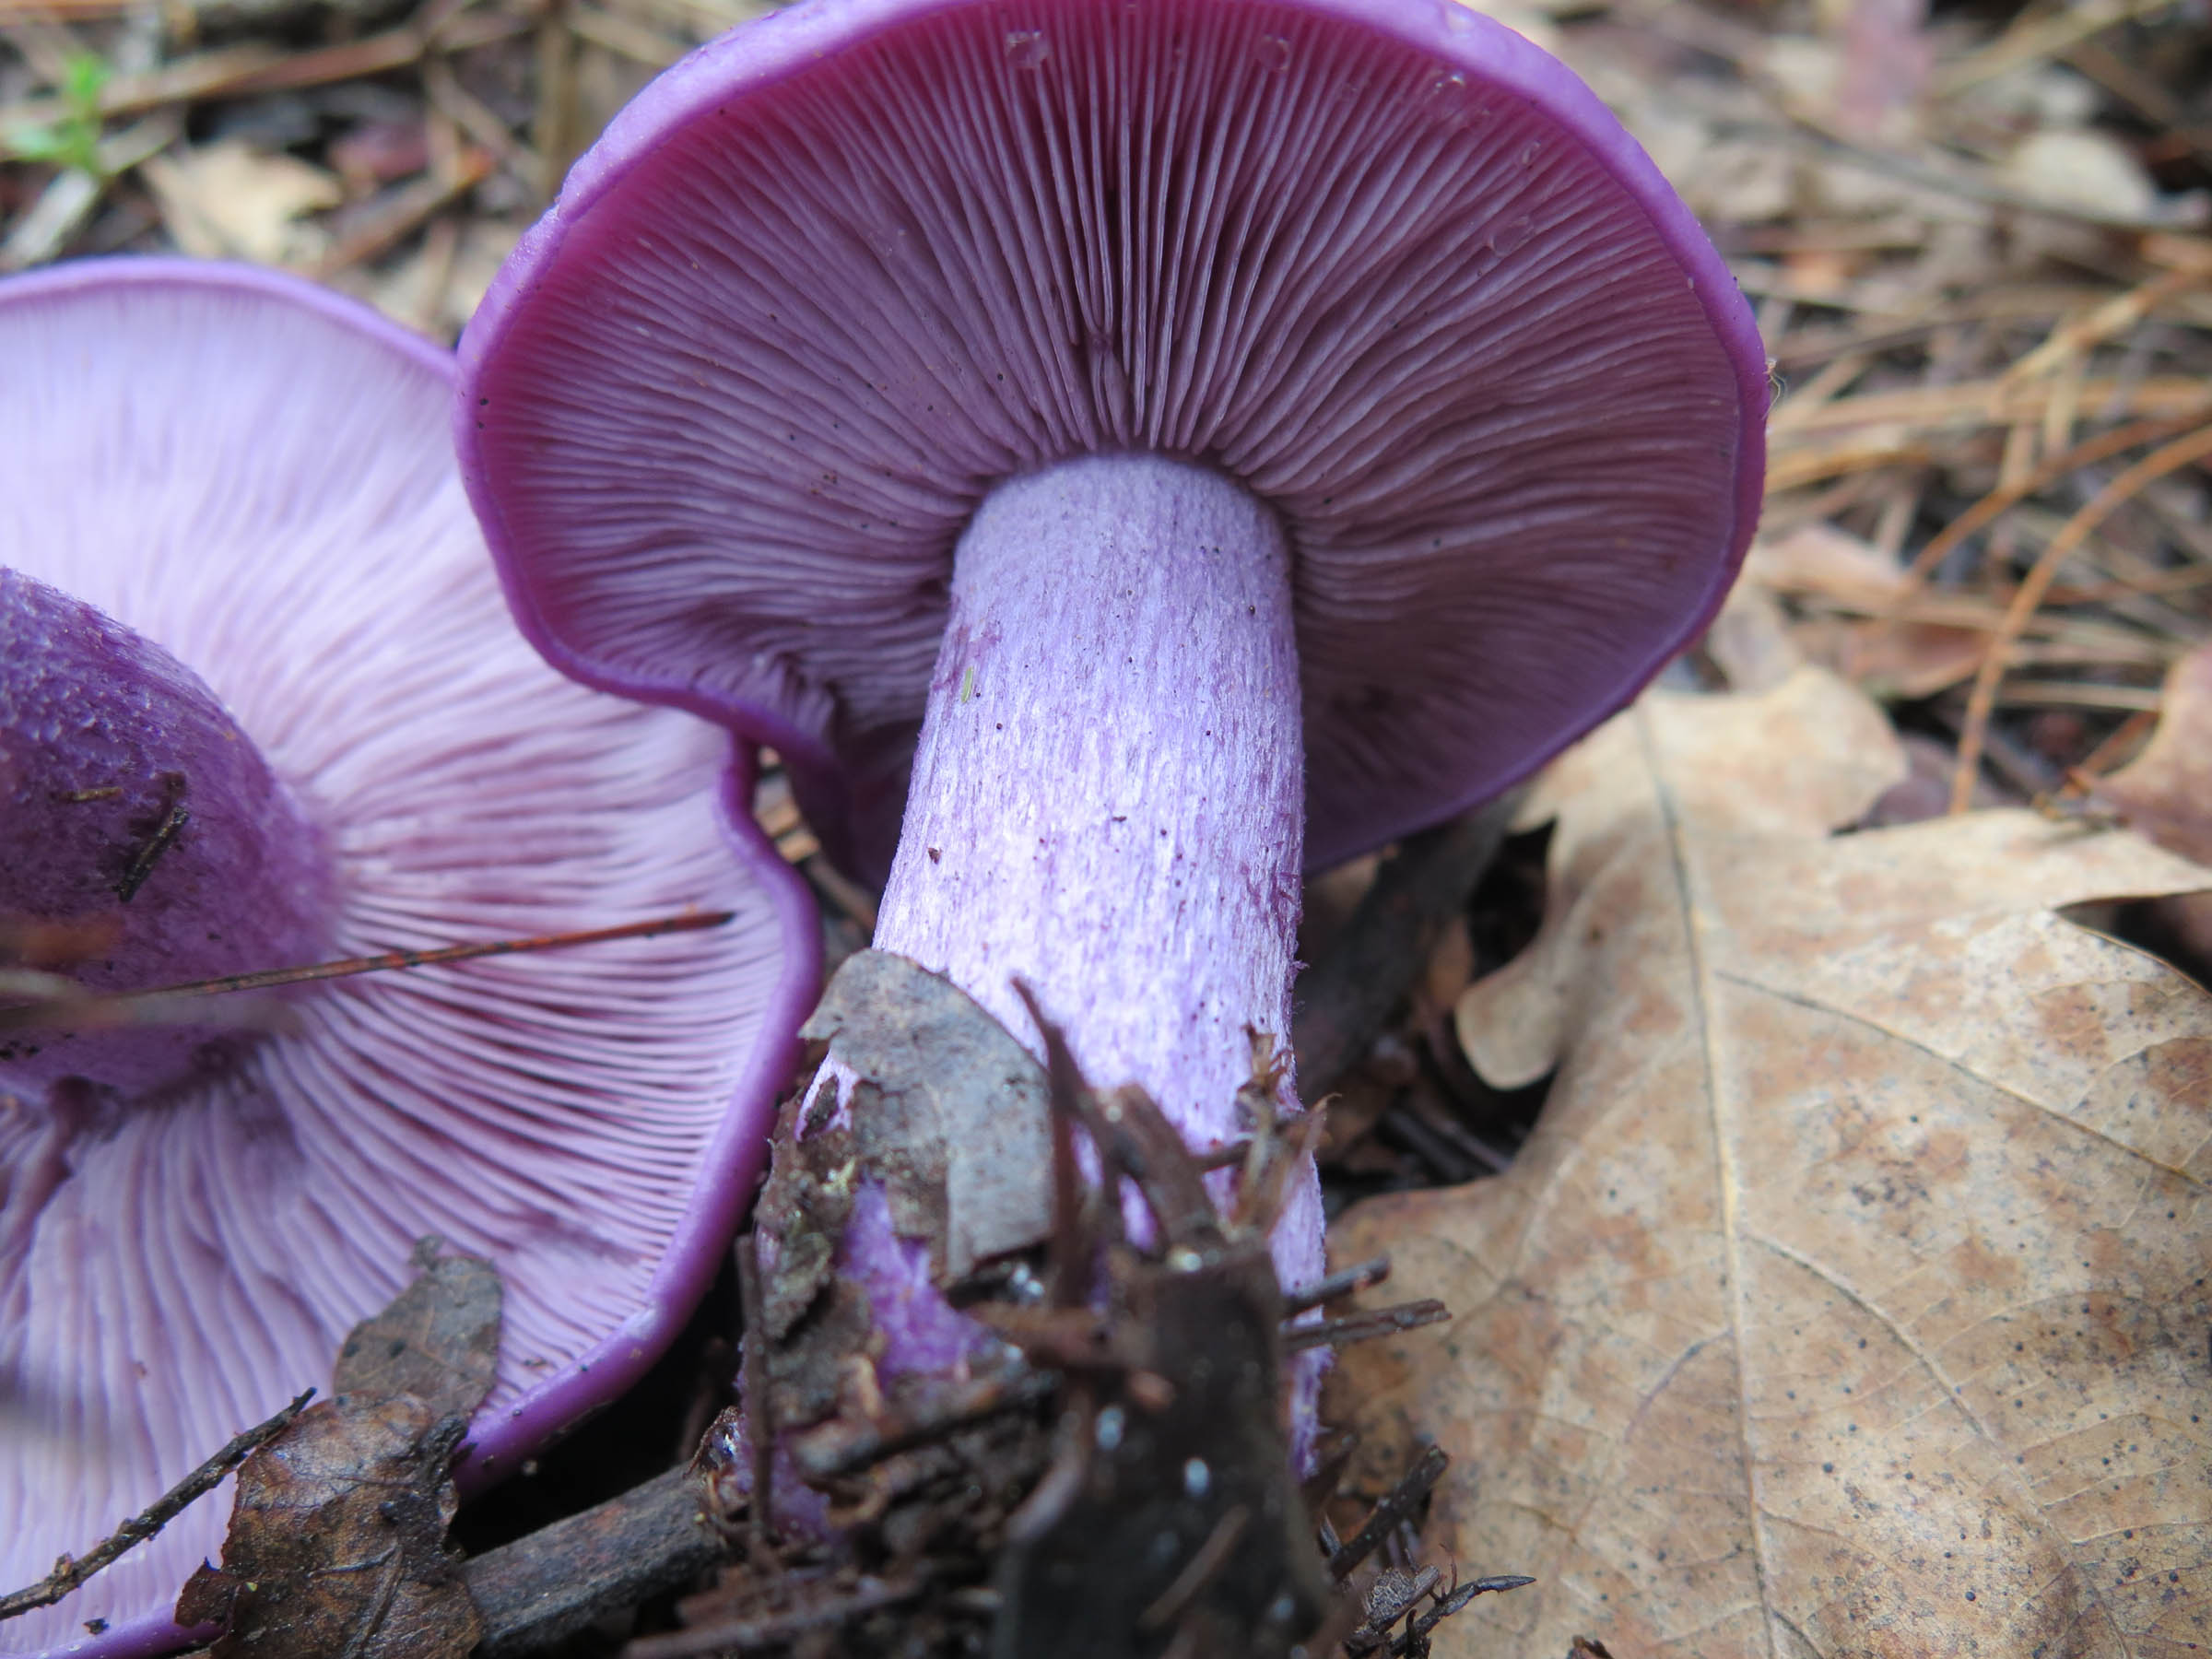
[7,54,114,179]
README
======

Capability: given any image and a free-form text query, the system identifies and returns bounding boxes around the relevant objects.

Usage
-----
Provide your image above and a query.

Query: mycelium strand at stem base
[0,568,338,1097]
[794,451,1326,1430]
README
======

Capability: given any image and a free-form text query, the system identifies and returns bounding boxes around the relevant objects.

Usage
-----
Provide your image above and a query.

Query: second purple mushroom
[458,0,1768,1465]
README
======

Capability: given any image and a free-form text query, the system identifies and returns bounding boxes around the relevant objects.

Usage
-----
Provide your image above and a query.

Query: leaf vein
[1744,1229,2138,1655]
[1712,967,2205,1193]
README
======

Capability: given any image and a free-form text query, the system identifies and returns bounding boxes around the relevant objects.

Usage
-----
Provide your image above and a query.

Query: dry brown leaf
[177,1400,480,1659]
[176,1248,500,1659]
[1997,128,2165,225]
[1795,615,1987,700]
[2090,641,2212,972]
[2095,642,2212,868]
[140,140,341,266]
[331,1249,501,1414]
[796,947,1053,1281]
[1747,524,1915,612]
[1327,665,2212,1659]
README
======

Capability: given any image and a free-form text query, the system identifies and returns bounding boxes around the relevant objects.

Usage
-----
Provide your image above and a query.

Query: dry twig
[0,1390,313,1623]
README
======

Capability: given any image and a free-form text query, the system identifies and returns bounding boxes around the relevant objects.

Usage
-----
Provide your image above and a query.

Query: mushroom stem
[871,451,1322,1287]
[1,568,339,1097]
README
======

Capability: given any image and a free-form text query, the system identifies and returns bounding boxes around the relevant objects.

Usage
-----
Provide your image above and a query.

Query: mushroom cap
[0,260,818,1659]
[457,0,1768,883]
[2,568,341,1094]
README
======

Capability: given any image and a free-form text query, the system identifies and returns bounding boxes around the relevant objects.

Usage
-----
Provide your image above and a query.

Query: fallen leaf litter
[1333,662,2212,1659]
[175,1245,502,1659]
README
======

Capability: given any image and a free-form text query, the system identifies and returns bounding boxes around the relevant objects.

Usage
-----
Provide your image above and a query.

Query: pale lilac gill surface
[457,0,1770,886]
[1,571,338,1093]
[0,261,818,1659]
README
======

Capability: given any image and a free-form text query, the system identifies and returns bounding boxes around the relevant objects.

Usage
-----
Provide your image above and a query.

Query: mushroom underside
[0,265,813,1659]
[461,0,1764,883]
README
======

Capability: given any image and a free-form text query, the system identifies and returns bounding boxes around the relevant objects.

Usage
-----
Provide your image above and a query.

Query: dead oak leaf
[176,1402,477,1659]
[177,1249,499,1659]
[2088,640,2212,971]
[799,947,1055,1283]
[1328,665,2212,1659]
[2093,641,2212,868]
[139,141,340,267]
[332,1249,501,1417]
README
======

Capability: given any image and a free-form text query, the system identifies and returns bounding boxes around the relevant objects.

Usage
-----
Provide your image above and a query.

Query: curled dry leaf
[2094,641,2212,868]
[1742,525,1995,702]
[330,1250,502,1414]
[2091,640,2212,971]
[798,947,1055,1282]
[752,948,1056,1427]
[1794,617,1988,701]
[138,140,342,266]
[1996,129,2169,226]
[176,1248,500,1659]
[1328,665,2212,1658]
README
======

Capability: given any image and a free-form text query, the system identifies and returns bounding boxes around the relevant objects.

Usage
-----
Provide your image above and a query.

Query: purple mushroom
[0,260,818,1659]
[456,0,1767,1455]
